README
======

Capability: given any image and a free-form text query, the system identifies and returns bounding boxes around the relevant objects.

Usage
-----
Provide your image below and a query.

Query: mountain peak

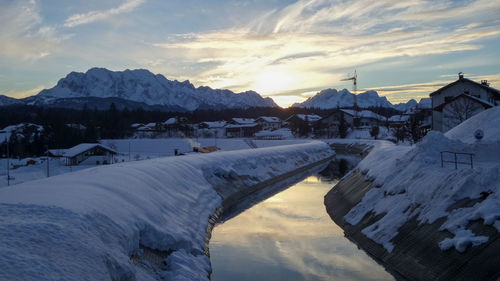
[294,88,404,110]
[29,68,277,111]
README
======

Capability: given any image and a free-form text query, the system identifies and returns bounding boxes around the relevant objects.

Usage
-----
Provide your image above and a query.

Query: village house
[197,121,227,138]
[255,117,282,130]
[163,117,193,137]
[225,118,261,138]
[49,143,117,166]
[340,109,384,128]
[316,111,341,138]
[387,114,410,127]
[434,93,494,132]
[430,73,500,132]
[285,114,322,136]
[225,123,261,138]
[228,118,256,125]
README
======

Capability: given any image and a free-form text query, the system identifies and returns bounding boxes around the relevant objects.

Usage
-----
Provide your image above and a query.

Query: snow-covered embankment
[325,107,500,281]
[0,141,334,281]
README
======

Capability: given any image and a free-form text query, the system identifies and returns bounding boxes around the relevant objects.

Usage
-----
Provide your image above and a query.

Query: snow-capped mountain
[22,68,277,111]
[0,95,23,106]
[393,99,417,112]
[293,88,414,111]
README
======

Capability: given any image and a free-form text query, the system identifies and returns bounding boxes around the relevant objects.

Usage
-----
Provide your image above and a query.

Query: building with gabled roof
[255,116,282,130]
[430,73,500,131]
[53,143,117,166]
[340,109,385,127]
[434,93,494,132]
[230,118,256,125]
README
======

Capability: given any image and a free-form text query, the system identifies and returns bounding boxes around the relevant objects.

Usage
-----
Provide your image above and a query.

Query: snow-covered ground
[0,138,312,187]
[0,141,333,281]
[345,106,500,253]
[101,138,311,159]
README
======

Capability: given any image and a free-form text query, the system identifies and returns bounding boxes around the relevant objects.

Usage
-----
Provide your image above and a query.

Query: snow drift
[0,141,333,281]
[345,107,500,253]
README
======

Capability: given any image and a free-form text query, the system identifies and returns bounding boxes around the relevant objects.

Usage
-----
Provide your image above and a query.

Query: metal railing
[440,151,474,169]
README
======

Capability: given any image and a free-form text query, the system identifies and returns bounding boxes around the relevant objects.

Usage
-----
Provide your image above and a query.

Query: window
[444,96,453,103]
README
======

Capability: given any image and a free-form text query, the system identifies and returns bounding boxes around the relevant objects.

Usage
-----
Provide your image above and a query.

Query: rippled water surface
[210,176,395,281]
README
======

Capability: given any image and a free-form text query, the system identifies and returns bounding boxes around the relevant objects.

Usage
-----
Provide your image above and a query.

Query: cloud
[0,0,64,60]
[150,0,500,107]
[64,0,146,27]
[367,73,500,104]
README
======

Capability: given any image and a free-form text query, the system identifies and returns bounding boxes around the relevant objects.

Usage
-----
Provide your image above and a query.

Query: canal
[209,173,396,281]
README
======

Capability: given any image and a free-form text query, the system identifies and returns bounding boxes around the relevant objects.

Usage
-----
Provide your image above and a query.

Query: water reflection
[210,176,395,281]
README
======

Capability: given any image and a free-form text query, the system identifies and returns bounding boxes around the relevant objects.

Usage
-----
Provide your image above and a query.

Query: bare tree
[443,97,483,131]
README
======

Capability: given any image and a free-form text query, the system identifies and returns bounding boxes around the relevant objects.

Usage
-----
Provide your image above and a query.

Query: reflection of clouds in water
[267,207,322,221]
[211,179,394,281]
[274,238,391,281]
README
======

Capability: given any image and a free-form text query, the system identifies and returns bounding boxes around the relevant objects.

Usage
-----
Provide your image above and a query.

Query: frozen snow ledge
[325,108,500,281]
[0,141,333,281]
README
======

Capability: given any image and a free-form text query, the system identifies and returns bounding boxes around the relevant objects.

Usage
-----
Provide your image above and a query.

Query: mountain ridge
[293,88,423,112]
[11,68,277,111]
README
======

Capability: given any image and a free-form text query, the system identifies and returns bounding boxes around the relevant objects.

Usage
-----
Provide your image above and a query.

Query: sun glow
[252,69,294,95]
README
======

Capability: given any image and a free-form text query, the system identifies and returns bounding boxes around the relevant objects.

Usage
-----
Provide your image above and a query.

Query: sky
[0,0,499,107]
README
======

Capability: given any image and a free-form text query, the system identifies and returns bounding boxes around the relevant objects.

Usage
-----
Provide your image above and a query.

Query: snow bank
[101,138,311,158]
[445,106,500,143]
[0,141,333,281]
[344,107,500,253]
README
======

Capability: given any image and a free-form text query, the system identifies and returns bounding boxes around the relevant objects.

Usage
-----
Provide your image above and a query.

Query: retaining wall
[324,170,500,281]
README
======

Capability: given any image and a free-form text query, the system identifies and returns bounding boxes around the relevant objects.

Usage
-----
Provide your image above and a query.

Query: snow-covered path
[0,141,333,281]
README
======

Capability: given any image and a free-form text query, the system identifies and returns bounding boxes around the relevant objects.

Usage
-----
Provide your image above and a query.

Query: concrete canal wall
[325,170,500,281]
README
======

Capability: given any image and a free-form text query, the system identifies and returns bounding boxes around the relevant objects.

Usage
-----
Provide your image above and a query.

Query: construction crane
[341,70,359,124]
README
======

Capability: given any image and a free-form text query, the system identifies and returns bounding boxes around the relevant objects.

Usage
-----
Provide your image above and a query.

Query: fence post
[440,152,443,167]
[454,153,457,169]
[470,154,473,169]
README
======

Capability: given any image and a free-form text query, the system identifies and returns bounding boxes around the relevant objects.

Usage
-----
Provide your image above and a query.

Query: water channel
[209,170,396,281]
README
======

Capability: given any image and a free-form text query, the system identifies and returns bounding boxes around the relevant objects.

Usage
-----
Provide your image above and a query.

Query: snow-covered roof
[137,126,152,131]
[388,115,410,122]
[225,123,259,128]
[66,123,87,130]
[231,118,255,124]
[1,123,44,133]
[145,122,156,128]
[200,121,227,128]
[256,116,281,123]
[296,114,322,122]
[464,94,495,107]
[164,118,177,125]
[130,123,144,128]
[430,77,500,97]
[341,109,385,120]
[435,93,495,112]
[63,143,117,158]
[48,149,67,157]
[446,106,500,143]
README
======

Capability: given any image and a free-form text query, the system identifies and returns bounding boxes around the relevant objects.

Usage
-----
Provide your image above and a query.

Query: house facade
[435,94,494,132]
[340,109,384,128]
[57,143,117,166]
[255,117,282,130]
[225,123,261,138]
[430,74,500,132]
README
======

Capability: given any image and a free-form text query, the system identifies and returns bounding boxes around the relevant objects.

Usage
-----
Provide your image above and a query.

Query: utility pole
[6,139,10,186]
[128,141,131,162]
[45,145,50,177]
[0,130,11,186]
